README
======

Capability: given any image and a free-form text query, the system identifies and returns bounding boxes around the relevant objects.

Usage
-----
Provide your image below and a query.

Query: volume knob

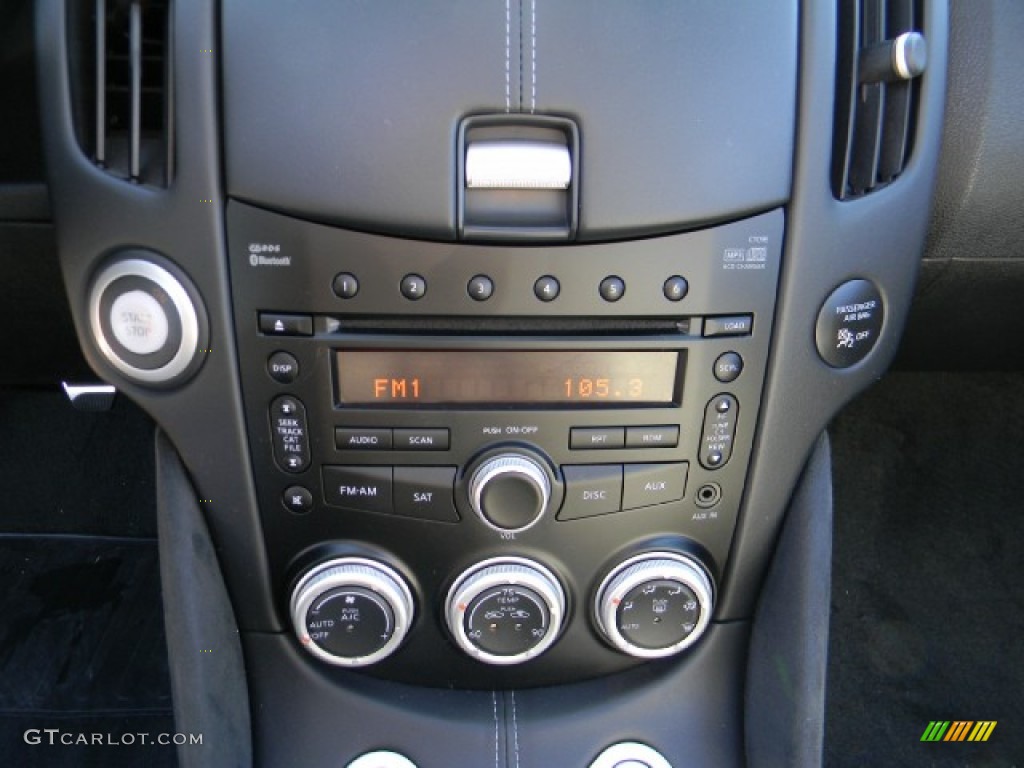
[469,454,551,532]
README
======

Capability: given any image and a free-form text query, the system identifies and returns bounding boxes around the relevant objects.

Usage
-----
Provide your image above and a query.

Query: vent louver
[833,0,925,199]
[67,0,173,187]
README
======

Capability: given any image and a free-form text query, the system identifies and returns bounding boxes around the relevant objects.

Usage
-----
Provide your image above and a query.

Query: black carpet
[0,390,176,766]
[0,535,176,767]
[826,372,1024,767]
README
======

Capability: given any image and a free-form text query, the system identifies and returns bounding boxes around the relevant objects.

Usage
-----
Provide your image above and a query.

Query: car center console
[34,0,949,765]
[229,201,781,687]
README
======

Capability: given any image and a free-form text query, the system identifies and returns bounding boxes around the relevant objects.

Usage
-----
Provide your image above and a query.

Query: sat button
[393,466,458,522]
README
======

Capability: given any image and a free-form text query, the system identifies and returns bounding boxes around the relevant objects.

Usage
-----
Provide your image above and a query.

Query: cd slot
[318,316,694,337]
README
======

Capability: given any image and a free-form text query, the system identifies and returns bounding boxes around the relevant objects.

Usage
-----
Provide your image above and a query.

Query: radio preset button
[664,275,689,301]
[400,274,427,300]
[468,275,494,301]
[271,396,311,473]
[534,276,560,302]
[622,463,688,510]
[393,466,458,522]
[703,314,753,337]
[335,428,393,451]
[322,466,393,514]
[558,465,623,520]
[259,312,313,336]
[569,427,625,450]
[599,276,625,302]
[267,351,299,383]
[394,428,449,451]
[624,425,680,449]
[332,272,360,299]
[713,352,744,383]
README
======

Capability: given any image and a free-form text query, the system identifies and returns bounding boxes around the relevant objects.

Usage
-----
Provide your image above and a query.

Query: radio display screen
[334,350,682,407]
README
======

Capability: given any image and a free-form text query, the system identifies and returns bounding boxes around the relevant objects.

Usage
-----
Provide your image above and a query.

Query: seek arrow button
[270,396,310,473]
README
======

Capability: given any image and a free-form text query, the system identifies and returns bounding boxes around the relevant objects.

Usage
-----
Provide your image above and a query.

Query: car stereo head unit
[227,201,782,688]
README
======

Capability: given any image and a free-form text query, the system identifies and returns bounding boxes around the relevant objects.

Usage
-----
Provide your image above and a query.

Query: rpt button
[569,427,625,450]
[322,466,393,514]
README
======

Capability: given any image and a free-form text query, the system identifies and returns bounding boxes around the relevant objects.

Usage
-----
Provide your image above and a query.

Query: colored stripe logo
[921,721,997,742]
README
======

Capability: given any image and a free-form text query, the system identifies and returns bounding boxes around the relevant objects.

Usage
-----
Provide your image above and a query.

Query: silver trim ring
[445,556,566,666]
[88,258,201,384]
[589,742,673,768]
[595,552,714,659]
[290,557,415,668]
[469,453,551,534]
[346,752,419,768]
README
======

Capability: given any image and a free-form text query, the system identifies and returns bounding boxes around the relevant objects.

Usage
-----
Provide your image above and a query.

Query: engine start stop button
[109,289,170,356]
[815,279,885,368]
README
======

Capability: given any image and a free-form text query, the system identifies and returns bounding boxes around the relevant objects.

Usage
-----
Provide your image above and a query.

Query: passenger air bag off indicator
[815,279,885,368]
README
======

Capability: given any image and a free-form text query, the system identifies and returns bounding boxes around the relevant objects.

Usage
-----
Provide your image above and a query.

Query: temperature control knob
[290,557,414,667]
[595,552,713,659]
[446,557,566,665]
[468,453,551,532]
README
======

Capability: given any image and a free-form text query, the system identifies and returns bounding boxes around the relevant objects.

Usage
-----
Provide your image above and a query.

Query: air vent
[67,0,174,187]
[833,0,926,200]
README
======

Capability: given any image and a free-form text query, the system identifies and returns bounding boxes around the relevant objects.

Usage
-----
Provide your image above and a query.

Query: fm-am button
[322,466,392,514]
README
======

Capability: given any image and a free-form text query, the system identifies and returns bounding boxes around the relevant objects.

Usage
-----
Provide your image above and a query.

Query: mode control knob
[446,557,566,666]
[290,557,414,668]
[595,552,713,659]
[469,453,551,532]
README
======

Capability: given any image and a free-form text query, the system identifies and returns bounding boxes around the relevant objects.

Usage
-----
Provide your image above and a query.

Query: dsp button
[622,463,688,510]
[270,396,310,473]
[393,466,458,522]
[322,466,392,514]
[558,465,623,521]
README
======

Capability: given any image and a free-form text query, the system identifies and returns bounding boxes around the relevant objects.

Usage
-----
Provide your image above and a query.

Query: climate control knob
[290,557,414,667]
[468,453,551,532]
[446,557,566,665]
[595,552,713,659]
